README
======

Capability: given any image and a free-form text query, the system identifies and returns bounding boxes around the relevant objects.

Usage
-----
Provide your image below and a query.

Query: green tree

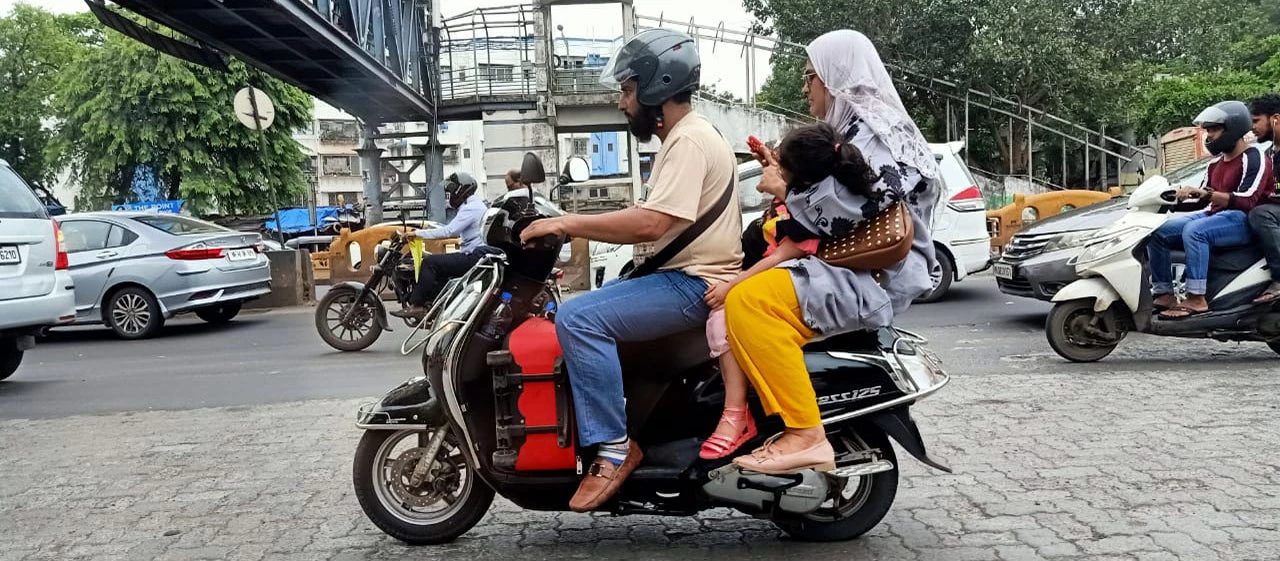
[55,28,313,214]
[0,5,96,187]
[743,0,1266,178]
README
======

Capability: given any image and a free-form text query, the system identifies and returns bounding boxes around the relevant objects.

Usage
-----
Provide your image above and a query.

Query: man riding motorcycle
[519,29,743,512]
[1149,100,1274,319]
[1248,94,1280,304]
[392,172,497,319]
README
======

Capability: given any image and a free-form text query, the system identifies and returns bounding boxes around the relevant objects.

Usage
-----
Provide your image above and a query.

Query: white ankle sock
[597,438,629,466]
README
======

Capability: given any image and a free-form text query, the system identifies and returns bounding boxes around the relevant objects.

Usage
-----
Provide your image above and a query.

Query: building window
[607,143,614,152]
[463,148,471,159]
[479,64,513,83]
[442,146,460,164]
[319,120,358,143]
[523,67,535,81]
[328,192,362,206]
[588,187,608,198]
[322,155,358,176]
[571,138,589,156]
[592,144,599,154]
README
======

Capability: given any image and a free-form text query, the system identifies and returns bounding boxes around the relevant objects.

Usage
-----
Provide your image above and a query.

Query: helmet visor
[598,47,636,92]
[1194,106,1229,127]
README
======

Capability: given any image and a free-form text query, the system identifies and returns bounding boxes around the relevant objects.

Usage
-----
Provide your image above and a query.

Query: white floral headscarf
[806,30,939,180]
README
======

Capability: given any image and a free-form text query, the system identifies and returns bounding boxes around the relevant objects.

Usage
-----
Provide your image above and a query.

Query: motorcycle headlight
[1041,230,1100,254]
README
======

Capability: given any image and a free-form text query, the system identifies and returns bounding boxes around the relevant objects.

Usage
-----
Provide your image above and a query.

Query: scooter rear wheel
[1046,300,1121,363]
[774,428,899,542]
[353,428,494,545]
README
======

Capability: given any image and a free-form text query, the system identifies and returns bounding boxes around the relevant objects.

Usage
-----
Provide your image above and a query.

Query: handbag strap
[626,173,736,280]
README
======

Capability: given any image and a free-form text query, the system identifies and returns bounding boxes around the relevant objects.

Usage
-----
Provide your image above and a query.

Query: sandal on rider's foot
[1158,305,1209,320]
[1253,283,1280,305]
[1152,295,1178,313]
[699,407,757,460]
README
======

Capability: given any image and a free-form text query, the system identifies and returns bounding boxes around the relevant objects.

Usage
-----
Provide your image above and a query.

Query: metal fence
[438,4,538,102]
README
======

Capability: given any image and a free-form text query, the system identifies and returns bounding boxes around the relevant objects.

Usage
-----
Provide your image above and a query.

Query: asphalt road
[4,272,1272,420]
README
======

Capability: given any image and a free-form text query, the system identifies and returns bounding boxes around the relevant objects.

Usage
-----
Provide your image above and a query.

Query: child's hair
[777,122,878,197]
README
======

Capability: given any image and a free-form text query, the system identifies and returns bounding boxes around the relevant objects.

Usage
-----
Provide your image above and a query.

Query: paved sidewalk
[3,357,1279,561]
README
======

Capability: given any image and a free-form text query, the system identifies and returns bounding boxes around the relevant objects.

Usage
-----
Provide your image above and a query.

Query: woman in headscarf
[709,29,942,473]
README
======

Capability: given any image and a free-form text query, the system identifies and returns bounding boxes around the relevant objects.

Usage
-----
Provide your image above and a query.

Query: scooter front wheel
[1046,300,1122,363]
[353,428,494,545]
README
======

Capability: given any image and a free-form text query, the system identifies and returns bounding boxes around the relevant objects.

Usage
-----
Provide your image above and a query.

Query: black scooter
[351,154,952,544]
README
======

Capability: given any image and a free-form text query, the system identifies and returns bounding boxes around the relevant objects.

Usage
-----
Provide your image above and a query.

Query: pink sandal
[699,407,757,460]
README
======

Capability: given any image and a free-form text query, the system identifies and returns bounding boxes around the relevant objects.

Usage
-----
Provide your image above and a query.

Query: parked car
[54,212,273,339]
[994,156,1216,301]
[590,142,992,303]
[0,161,76,380]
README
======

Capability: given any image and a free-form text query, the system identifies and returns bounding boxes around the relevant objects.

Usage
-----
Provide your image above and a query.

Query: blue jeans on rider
[1147,210,1252,296]
[556,270,710,446]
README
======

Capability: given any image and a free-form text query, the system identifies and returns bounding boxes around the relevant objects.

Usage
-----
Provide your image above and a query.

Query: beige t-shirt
[634,112,743,284]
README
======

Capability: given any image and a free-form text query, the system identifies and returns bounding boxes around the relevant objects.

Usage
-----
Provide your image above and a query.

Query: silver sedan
[53,212,272,339]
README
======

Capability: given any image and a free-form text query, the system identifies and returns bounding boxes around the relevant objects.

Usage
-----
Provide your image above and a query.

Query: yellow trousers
[724,268,820,428]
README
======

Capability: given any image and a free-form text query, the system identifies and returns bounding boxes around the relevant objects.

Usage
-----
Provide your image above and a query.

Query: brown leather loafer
[568,442,643,513]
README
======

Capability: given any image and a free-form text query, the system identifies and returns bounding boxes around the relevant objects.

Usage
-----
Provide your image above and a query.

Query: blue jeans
[556,270,710,446]
[1148,210,1252,295]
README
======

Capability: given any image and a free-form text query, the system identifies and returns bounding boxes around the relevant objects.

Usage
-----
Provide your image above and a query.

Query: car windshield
[132,215,230,235]
[1165,158,1211,186]
[0,166,49,220]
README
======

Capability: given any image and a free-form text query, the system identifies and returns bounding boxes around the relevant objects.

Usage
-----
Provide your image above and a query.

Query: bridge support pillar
[357,124,384,225]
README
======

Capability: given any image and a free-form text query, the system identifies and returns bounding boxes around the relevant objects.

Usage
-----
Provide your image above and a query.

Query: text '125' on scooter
[1047,175,1280,362]
[350,153,952,545]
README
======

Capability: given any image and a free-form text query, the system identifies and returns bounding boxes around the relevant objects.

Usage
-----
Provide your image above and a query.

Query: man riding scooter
[1149,101,1274,319]
[1248,94,1280,305]
[518,29,743,512]
[392,172,497,320]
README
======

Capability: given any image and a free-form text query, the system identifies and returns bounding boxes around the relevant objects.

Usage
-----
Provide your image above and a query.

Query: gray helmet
[1194,101,1252,156]
[599,29,701,106]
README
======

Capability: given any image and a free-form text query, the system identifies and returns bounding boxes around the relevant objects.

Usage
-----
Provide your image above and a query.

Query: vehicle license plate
[226,248,256,262]
[993,263,1014,279]
[0,246,20,264]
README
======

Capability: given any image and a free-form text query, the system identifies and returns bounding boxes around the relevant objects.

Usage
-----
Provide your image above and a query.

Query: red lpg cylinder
[497,317,577,471]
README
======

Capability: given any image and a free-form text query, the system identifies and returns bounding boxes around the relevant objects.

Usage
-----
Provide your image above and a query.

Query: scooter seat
[804,328,895,353]
[1169,245,1262,273]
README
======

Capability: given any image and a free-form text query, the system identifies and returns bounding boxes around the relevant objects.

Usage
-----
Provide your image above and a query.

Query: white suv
[590,142,991,301]
[0,161,76,381]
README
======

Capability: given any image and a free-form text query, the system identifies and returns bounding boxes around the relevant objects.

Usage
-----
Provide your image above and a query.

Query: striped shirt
[1187,144,1274,214]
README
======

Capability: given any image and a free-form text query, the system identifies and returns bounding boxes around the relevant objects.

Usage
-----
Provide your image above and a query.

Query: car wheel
[914,249,954,304]
[195,302,242,324]
[0,337,22,381]
[106,287,165,340]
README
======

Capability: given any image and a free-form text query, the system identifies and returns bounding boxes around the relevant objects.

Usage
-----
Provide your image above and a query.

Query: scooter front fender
[1052,278,1122,313]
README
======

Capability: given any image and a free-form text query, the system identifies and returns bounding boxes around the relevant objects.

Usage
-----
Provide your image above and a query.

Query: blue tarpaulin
[264,207,346,234]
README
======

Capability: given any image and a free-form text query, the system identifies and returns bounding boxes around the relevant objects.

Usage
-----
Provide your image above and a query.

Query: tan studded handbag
[815,201,914,271]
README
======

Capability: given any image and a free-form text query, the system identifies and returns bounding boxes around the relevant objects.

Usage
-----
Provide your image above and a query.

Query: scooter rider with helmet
[392,172,497,319]
[1149,100,1275,319]
[518,29,743,512]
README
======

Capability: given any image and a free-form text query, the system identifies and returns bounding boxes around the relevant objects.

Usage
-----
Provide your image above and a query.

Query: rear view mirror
[564,157,590,183]
[521,152,547,185]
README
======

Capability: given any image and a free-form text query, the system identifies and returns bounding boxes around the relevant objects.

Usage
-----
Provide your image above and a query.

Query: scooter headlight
[1076,227,1141,264]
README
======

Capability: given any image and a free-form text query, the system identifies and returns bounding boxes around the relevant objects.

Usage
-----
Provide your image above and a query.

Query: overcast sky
[1,0,777,98]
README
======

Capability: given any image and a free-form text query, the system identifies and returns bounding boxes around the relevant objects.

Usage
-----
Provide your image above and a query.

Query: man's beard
[1261,123,1276,145]
[625,105,660,142]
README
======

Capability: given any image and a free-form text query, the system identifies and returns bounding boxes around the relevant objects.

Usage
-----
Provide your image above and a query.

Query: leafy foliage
[743,0,1277,180]
[53,24,313,214]
[0,6,96,187]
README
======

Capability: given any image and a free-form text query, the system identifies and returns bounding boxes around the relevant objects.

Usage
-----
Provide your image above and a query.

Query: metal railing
[552,67,612,95]
[437,4,538,102]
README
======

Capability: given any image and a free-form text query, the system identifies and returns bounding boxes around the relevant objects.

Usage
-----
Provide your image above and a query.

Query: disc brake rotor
[388,447,460,508]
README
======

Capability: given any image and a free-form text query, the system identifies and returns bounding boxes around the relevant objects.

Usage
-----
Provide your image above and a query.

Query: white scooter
[1046,176,1280,362]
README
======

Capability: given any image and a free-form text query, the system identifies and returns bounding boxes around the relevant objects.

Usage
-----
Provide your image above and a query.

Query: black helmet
[443,171,478,208]
[1194,101,1252,156]
[600,29,701,107]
